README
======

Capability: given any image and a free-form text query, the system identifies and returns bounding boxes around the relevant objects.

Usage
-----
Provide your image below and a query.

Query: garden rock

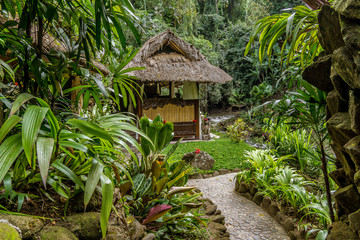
[260,196,272,209]
[218,169,231,175]
[333,0,360,20]
[349,90,360,134]
[327,112,357,147]
[249,183,257,195]
[327,221,360,240]
[0,213,44,239]
[241,192,253,201]
[334,184,360,214]
[62,212,101,240]
[214,209,221,215]
[205,205,217,215]
[208,222,226,232]
[317,5,344,53]
[331,68,350,101]
[253,192,264,206]
[331,143,356,179]
[182,151,215,170]
[237,182,247,193]
[105,226,130,240]
[0,222,21,240]
[283,218,294,233]
[302,54,333,92]
[345,136,360,170]
[37,226,77,240]
[330,168,352,188]
[332,46,360,89]
[208,215,225,223]
[189,173,203,179]
[341,16,360,49]
[268,203,280,217]
[212,171,219,177]
[326,90,348,116]
[354,170,360,193]
[203,173,213,178]
[349,208,360,232]
[142,233,155,240]
[129,219,146,240]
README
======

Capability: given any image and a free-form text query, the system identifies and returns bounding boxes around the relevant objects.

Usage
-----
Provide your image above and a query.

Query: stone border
[189,168,241,179]
[234,178,311,240]
[196,193,231,240]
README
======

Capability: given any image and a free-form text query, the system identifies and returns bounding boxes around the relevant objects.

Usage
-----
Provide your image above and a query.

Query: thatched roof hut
[125,30,232,84]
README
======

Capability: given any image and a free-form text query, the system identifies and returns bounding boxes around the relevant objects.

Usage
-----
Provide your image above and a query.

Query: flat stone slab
[187,173,289,240]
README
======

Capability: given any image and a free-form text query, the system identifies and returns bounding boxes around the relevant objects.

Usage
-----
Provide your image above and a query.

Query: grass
[166,134,253,173]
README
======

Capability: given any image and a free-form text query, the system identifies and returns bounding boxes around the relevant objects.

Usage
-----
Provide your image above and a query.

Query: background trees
[129,0,304,110]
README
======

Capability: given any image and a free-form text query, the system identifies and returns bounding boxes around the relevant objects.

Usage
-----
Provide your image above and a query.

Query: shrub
[226,118,253,142]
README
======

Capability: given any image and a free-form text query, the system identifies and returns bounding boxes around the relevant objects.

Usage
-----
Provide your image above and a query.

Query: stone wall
[302,1,360,239]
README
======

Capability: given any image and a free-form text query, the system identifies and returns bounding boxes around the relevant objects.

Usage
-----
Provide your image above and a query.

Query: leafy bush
[265,120,320,174]
[237,149,332,238]
[226,118,253,142]
[122,116,205,238]
[0,94,146,237]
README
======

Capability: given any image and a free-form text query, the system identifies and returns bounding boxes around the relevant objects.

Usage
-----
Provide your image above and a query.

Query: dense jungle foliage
[129,0,304,110]
[0,0,337,239]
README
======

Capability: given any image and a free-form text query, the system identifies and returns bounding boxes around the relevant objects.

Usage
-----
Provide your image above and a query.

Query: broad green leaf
[67,119,113,143]
[100,174,113,238]
[167,187,195,199]
[22,106,49,165]
[36,98,60,138]
[0,115,21,143]
[52,160,85,190]
[167,168,192,188]
[59,140,88,153]
[47,177,69,199]
[0,134,23,183]
[84,159,104,208]
[9,93,35,117]
[36,137,54,188]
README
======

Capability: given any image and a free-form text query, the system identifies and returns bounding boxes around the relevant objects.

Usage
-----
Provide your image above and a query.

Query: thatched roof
[125,30,232,84]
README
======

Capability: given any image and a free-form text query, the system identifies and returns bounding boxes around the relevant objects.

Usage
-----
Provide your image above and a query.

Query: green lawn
[165,134,254,173]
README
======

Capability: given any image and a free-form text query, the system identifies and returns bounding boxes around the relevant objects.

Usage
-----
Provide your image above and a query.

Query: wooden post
[195,99,200,139]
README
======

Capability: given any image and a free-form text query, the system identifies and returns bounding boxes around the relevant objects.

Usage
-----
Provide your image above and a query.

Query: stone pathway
[187,173,290,240]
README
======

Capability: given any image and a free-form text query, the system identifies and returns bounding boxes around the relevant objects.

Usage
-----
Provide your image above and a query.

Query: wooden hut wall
[143,104,195,122]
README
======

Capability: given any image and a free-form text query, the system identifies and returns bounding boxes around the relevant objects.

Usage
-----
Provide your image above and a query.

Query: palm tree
[245,0,329,69]
[0,0,140,99]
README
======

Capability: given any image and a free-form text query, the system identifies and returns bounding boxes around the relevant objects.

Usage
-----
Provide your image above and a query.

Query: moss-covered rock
[0,222,21,240]
[62,212,101,240]
[328,221,360,240]
[37,226,77,240]
[0,214,44,239]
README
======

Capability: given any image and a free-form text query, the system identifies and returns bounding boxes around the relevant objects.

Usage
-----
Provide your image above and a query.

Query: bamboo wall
[143,104,195,122]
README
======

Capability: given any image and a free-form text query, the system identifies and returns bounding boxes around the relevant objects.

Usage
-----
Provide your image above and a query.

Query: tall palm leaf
[245,3,327,69]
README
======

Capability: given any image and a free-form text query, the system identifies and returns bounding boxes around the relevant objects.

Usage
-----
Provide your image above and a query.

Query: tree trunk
[320,140,335,222]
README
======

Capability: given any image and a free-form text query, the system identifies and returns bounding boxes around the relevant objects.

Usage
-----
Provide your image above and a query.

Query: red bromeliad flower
[195,148,200,154]
[163,120,166,124]
[192,119,197,123]
[204,118,208,121]
[14,82,18,86]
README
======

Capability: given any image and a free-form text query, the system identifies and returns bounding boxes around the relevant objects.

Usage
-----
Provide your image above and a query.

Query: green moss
[0,222,21,240]
[38,226,77,240]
